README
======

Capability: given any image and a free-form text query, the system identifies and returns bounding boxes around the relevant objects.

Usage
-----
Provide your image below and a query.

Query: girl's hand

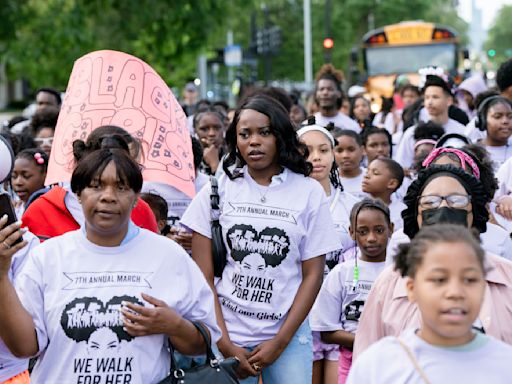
[167,229,192,251]
[221,342,258,379]
[247,338,287,372]
[121,293,181,336]
[496,196,512,220]
[202,144,220,172]
[0,216,27,277]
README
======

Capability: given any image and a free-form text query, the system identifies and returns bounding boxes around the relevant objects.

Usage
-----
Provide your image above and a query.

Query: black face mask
[421,207,468,227]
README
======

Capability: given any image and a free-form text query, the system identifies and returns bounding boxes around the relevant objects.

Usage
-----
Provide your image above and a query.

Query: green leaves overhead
[1,0,467,90]
[485,4,512,64]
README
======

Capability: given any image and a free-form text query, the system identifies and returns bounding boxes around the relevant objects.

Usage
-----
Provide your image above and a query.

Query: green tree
[217,0,468,83]
[3,0,232,90]
[484,4,512,65]
[0,0,469,93]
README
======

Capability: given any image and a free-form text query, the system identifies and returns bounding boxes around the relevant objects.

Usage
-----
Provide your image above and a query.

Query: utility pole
[304,0,312,87]
[324,0,332,63]
[262,4,271,85]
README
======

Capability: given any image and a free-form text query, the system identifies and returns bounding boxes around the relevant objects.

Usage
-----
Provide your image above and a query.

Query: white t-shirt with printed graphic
[347,329,512,384]
[0,232,39,382]
[181,167,341,347]
[15,229,220,384]
[310,258,386,334]
[325,186,360,273]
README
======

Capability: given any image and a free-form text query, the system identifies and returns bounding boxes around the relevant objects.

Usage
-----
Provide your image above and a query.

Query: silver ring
[252,363,261,371]
[2,241,10,249]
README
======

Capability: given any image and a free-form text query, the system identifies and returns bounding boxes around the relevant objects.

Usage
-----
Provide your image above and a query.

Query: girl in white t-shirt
[181,95,341,384]
[477,95,512,172]
[333,130,367,200]
[297,121,360,384]
[311,198,392,383]
[348,224,512,383]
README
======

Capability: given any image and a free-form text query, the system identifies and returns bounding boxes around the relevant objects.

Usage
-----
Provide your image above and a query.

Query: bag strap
[169,321,217,371]
[192,321,217,362]
[210,176,226,277]
[397,337,431,384]
[210,175,220,214]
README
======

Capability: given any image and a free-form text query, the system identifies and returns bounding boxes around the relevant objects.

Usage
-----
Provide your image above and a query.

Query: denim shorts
[239,321,313,384]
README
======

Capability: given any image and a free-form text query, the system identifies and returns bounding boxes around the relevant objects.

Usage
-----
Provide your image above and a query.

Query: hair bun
[72,139,88,161]
[100,134,130,152]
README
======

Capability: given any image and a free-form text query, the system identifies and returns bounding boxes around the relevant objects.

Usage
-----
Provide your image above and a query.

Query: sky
[458,0,512,29]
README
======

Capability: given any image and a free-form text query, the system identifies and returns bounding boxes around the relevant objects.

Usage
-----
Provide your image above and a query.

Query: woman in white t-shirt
[348,224,512,383]
[297,121,360,384]
[476,95,512,171]
[181,95,341,384]
[332,130,367,200]
[0,148,220,384]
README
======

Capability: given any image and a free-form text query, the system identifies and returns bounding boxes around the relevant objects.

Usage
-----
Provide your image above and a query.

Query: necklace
[256,185,270,203]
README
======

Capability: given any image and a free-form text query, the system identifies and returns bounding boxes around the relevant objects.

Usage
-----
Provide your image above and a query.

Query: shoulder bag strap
[210,176,226,277]
[192,321,217,362]
[397,337,432,384]
[169,321,217,371]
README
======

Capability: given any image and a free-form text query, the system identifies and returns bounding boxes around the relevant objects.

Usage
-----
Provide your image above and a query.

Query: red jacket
[22,186,158,240]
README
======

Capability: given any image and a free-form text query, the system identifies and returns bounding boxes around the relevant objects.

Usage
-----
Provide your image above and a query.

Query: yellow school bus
[354,21,464,112]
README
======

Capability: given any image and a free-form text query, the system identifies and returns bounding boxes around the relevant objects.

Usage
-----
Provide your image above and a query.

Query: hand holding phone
[0,193,23,247]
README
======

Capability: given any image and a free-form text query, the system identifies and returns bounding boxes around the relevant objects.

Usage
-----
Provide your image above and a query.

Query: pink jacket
[353,253,512,359]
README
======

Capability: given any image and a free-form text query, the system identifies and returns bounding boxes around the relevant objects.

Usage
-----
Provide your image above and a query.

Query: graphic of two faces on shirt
[226,224,290,305]
[60,295,139,354]
[60,295,144,382]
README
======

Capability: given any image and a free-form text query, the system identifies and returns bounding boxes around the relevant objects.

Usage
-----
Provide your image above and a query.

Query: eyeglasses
[34,137,54,146]
[418,194,471,209]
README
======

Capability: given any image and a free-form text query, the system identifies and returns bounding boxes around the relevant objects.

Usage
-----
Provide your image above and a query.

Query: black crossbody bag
[158,322,239,384]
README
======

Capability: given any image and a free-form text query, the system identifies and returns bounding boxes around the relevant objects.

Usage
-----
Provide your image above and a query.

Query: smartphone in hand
[0,193,23,246]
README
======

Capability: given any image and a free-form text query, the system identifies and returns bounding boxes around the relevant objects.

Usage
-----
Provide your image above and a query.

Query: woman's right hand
[0,215,27,277]
[220,342,259,379]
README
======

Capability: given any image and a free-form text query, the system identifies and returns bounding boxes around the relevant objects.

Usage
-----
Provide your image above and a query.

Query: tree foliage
[484,4,512,65]
[3,0,231,90]
[1,0,467,93]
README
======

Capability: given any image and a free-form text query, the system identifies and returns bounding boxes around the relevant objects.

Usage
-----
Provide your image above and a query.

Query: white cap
[348,85,366,98]
[0,135,14,183]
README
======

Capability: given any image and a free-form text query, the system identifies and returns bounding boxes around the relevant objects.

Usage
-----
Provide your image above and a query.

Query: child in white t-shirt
[347,224,512,383]
[297,121,360,384]
[477,95,512,172]
[362,157,406,230]
[310,198,392,383]
[333,130,367,200]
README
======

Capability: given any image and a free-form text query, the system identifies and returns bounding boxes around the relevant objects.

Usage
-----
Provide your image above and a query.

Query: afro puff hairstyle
[401,164,489,239]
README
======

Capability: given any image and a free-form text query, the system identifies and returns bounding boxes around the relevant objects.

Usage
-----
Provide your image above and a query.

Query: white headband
[296,124,335,146]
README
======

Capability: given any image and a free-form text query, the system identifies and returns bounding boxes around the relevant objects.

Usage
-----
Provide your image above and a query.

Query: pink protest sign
[46,50,195,198]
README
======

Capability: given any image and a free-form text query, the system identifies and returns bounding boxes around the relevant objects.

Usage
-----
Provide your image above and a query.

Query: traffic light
[323,37,334,50]
[323,37,334,63]
[488,49,496,58]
